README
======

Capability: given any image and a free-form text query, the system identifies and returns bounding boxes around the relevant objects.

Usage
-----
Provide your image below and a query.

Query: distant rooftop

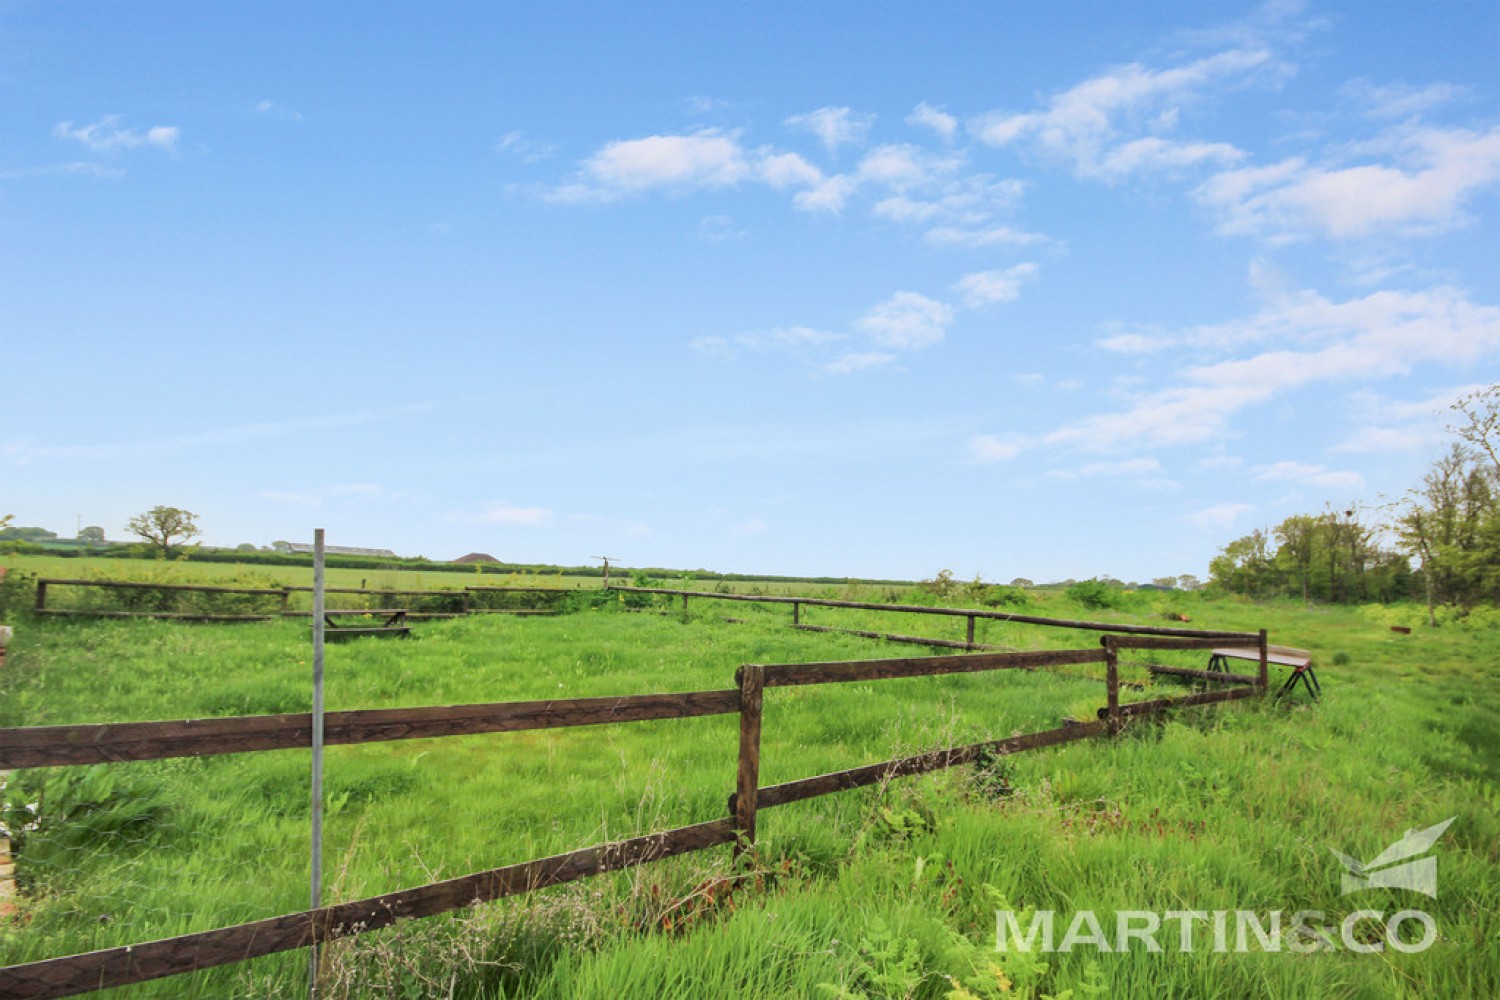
[285,543,398,558]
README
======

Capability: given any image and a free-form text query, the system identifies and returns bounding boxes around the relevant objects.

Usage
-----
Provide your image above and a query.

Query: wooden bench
[318,609,411,640]
[1208,644,1320,701]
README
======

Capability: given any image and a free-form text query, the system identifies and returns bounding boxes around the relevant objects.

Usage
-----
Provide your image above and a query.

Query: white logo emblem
[1330,817,1455,898]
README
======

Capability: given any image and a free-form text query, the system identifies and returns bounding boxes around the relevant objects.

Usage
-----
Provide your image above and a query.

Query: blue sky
[3,1,1498,583]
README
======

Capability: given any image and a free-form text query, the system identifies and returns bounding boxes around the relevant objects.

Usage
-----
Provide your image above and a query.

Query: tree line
[1210,386,1499,616]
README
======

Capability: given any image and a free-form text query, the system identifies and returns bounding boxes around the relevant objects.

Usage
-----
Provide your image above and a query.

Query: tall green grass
[1,595,1496,997]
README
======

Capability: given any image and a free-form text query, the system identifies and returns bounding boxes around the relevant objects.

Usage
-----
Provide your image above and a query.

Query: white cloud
[793,173,859,213]
[1096,332,1172,354]
[969,435,1023,462]
[581,128,749,193]
[823,351,896,375]
[857,143,952,187]
[254,99,303,122]
[53,115,180,154]
[1186,502,1255,531]
[1047,458,1176,489]
[969,47,1269,178]
[1050,458,1164,479]
[1341,79,1467,120]
[0,161,126,180]
[1332,384,1484,454]
[857,291,955,350]
[907,102,958,141]
[1253,461,1364,492]
[785,106,875,153]
[495,130,556,162]
[1198,124,1500,239]
[474,504,554,527]
[693,325,845,363]
[1097,136,1244,177]
[924,224,1047,247]
[1049,284,1500,452]
[952,263,1038,307]
[757,150,822,189]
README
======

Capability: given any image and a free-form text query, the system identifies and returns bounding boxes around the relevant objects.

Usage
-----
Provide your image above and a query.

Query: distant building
[452,552,500,564]
[285,543,398,558]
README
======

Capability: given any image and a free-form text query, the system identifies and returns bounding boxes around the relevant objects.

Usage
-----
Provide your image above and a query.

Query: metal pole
[309,529,326,995]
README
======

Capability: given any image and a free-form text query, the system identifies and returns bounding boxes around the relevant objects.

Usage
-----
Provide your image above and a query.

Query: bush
[1065,578,1133,610]
[0,566,36,622]
[979,585,1030,608]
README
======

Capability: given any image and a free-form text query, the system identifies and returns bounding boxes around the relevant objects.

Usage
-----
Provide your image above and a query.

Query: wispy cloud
[952,263,1038,307]
[823,351,897,376]
[907,102,958,141]
[1198,123,1500,240]
[923,224,1046,248]
[785,106,875,153]
[54,115,180,154]
[1186,502,1255,531]
[546,128,753,202]
[857,291,955,350]
[1332,384,1485,454]
[1252,461,1365,493]
[495,130,556,162]
[968,47,1270,180]
[0,161,125,181]
[1047,458,1178,490]
[1050,282,1500,452]
[1340,79,1468,120]
[254,99,303,122]
[968,435,1023,462]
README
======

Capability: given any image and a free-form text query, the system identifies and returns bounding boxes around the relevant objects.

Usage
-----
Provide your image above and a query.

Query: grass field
[0,576,1497,997]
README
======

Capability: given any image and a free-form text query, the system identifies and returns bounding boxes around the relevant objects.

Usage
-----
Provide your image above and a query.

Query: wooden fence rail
[610,585,1257,640]
[0,632,1272,998]
[31,579,578,621]
[0,691,742,770]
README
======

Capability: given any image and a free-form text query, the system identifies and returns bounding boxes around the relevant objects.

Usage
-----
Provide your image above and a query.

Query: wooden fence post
[1257,628,1269,694]
[733,663,764,860]
[793,601,800,626]
[33,580,46,614]
[1103,637,1121,734]
[966,615,975,648]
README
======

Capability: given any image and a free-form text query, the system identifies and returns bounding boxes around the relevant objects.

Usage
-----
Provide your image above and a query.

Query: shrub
[1065,578,1132,610]
[0,566,36,622]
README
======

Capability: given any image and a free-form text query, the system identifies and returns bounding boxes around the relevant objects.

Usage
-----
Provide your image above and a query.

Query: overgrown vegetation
[0,590,1495,997]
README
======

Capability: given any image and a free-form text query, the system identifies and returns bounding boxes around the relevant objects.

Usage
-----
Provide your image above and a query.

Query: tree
[78,526,106,545]
[1274,514,1319,604]
[127,506,201,559]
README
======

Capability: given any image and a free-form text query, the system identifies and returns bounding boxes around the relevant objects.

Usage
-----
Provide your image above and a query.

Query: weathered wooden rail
[0,625,1268,998]
[30,579,574,621]
[611,584,1248,648]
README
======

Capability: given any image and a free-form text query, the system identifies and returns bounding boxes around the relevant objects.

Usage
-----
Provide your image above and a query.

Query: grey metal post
[309,529,326,994]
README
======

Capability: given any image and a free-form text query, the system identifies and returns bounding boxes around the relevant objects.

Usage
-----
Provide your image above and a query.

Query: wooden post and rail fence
[0,620,1269,998]
[29,579,575,622]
